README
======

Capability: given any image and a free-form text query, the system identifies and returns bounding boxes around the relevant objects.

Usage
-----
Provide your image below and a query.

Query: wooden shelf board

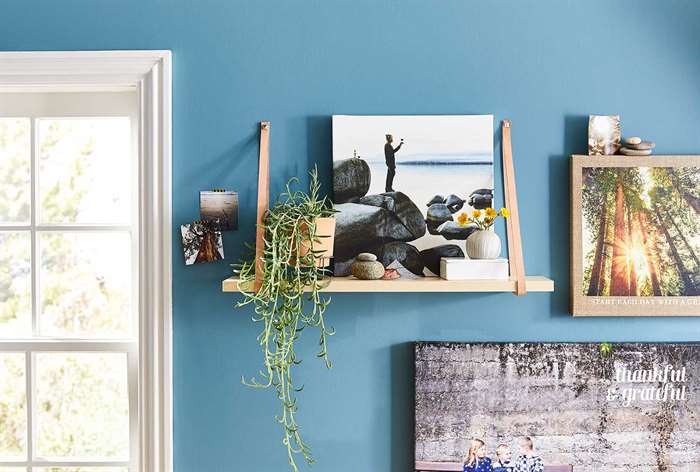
[222,276,554,293]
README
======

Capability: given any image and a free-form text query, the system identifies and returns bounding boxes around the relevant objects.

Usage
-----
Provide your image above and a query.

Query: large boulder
[426,194,446,207]
[333,158,371,203]
[426,203,453,235]
[420,244,464,276]
[359,191,426,240]
[437,221,478,240]
[333,203,411,261]
[377,242,424,276]
[468,188,493,210]
[445,194,466,213]
[333,257,355,277]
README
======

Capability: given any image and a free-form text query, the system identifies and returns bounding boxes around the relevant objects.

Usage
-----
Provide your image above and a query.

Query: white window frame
[0,51,173,472]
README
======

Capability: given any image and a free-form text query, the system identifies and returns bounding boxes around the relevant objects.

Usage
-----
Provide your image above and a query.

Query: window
[0,92,139,471]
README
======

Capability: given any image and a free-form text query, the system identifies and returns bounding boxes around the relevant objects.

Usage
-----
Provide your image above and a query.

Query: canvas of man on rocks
[331,115,494,277]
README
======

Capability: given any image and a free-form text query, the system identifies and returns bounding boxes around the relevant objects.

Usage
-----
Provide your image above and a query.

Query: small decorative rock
[351,253,385,280]
[620,147,652,156]
[356,252,377,262]
[627,141,655,151]
[624,136,642,145]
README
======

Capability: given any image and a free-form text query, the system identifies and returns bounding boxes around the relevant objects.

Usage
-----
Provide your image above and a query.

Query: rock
[333,203,411,260]
[420,244,465,276]
[386,260,423,279]
[426,195,446,206]
[437,221,478,240]
[426,203,453,234]
[624,136,642,145]
[356,252,377,262]
[377,242,424,276]
[468,188,493,210]
[333,158,371,203]
[351,259,385,280]
[445,194,466,213]
[381,268,400,280]
[627,141,655,150]
[333,258,355,277]
[620,147,652,156]
[359,192,426,240]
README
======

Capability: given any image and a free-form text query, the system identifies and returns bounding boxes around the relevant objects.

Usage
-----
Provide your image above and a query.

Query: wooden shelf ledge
[222,276,554,293]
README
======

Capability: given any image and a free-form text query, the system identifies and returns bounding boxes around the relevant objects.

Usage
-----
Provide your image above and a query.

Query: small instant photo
[181,220,224,265]
[199,190,239,231]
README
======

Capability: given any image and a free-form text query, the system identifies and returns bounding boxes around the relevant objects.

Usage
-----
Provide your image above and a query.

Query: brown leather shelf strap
[254,121,270,292]
[501,120,527,296]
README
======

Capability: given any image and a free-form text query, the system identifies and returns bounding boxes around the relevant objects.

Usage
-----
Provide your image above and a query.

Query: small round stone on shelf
[356,252,377,262]
[624,137,642,145]
[628,141,655,150]
[620,147,652,156]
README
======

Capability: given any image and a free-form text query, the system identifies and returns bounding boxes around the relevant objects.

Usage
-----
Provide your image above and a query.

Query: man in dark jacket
[384,134,403,192]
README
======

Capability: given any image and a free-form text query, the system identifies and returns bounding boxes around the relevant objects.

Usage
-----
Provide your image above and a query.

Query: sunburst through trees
[582,166,700,296]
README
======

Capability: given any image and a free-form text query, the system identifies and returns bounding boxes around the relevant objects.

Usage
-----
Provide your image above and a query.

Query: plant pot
[298,216,336,267]
[465,229,501,259]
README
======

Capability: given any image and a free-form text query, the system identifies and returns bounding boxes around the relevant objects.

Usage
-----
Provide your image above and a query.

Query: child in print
[492,444,514,471]
[514,437,544,472]
[463,438,493,472]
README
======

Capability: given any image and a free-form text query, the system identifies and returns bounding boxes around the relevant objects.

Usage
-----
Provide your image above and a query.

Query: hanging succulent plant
[234,167,336,471]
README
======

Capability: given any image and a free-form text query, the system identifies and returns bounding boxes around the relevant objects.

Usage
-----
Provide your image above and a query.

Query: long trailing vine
[234,167,335,471]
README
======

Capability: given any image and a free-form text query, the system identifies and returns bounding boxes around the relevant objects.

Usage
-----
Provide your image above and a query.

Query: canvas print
[200,190,239,231]
[181,220,224,265]
[332,115,494,276]
[571,156,700,315]
[588,115,621,155]
[415,342,700,472]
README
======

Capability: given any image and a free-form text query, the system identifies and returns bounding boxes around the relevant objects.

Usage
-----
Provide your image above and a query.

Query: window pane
[0,118,30,224]
[39,232,131,338]
[0,353,27,460]
[38,118,131,224]
[0,468,26,472]
[36,353,129,460]
[0,232,31,337]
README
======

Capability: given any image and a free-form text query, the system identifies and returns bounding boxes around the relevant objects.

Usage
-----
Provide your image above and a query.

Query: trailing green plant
[234,167,335,471]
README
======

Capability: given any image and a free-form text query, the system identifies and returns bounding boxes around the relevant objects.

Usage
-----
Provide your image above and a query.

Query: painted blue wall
[3,1,700,471]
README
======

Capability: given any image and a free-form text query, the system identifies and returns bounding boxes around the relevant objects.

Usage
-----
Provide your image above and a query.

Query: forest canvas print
[331,115,493,276]
[415,342,700,472]
[571,156,700,316]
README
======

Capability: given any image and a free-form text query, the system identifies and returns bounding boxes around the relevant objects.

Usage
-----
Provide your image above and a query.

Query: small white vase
[466,230,501,259]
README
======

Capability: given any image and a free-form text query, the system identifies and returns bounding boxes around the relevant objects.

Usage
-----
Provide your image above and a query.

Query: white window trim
[0,50,173,472]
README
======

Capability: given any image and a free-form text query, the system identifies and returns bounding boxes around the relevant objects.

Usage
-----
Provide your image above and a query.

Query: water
[366,160,493,251]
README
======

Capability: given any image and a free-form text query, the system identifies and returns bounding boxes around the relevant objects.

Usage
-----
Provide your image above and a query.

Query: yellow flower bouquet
[457,207,508,230]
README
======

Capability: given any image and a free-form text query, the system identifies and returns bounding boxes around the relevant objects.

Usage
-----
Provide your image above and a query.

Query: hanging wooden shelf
[222,275,554,293]
[222,119,555,297]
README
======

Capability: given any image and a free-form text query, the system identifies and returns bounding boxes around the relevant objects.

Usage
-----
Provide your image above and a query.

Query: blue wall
[3,1,700,471]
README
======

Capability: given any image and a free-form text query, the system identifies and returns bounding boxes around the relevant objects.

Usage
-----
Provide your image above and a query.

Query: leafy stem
[234,167,335,471]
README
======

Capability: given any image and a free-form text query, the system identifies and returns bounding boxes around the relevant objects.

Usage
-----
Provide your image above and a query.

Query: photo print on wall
[332,115,494,276]
[588,115,621,156]
[200,190,239,231]
[180,220,224,265]
[415,342,700,472]
[571,155,700,315]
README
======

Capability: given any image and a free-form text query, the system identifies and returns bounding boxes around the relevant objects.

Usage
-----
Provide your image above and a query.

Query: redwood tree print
[582,166,700,296]
[181,221,224,265]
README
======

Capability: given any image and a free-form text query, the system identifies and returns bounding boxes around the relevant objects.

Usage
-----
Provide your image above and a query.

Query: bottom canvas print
[415,342,700,472]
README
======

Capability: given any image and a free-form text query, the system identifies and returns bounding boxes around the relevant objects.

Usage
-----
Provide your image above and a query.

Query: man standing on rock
[384,134,403,192]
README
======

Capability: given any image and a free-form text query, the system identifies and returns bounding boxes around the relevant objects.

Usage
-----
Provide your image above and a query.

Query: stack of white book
[440,258,509,280]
